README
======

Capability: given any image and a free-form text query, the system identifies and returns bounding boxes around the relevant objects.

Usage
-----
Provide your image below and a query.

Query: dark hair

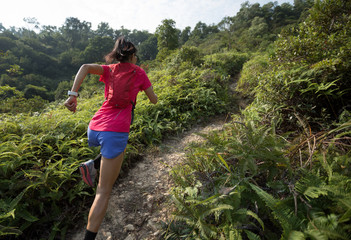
[104,36,137,63]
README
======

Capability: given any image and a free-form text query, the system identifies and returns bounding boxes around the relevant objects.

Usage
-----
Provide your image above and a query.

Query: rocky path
[69,115,228,240]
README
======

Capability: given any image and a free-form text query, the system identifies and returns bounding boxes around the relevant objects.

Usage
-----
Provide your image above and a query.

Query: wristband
[68,91,78,97]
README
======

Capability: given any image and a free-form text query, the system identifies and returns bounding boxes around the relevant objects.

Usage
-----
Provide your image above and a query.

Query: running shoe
[79,159,97,187]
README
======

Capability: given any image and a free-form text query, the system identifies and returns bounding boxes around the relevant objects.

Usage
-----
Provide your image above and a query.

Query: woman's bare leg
[86,151,125,232]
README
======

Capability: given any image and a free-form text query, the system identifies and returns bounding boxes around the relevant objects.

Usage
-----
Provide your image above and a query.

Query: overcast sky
[1,0,294,33]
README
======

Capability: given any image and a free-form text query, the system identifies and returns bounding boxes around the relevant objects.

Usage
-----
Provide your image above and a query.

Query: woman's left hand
[64,96,77,112]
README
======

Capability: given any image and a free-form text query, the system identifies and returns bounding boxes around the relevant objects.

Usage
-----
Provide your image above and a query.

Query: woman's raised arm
[64,64,104,112]
[70,64,104,93]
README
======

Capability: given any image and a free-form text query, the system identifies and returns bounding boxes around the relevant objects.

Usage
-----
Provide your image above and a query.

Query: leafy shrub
[130,63,230,146]
[0,96,48,114]
[164,116,351,239]
[252,0,351,128]
[0,106,99,238]
[23,84,49,100]
[0,85,23,99]
[236,54,269,97]
[173,46,204,67]
[161,3,351,237]
[165,118,288,239]
[203,51,249,76]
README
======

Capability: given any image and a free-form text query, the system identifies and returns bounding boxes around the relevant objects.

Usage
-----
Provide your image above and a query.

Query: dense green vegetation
[1,0,350,239]
[162,0,351,239]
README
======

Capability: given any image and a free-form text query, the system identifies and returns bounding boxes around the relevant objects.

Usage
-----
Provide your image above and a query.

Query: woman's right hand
[64,96,77,112]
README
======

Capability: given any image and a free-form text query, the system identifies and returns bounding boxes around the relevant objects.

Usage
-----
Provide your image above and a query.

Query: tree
[248,17,268,38]
[138,35,158,61]
[95,22,114,38]
[128,30,151,46]
[271,2,295,29]
[218,16,232,31]
[191,22,219,40]
[114,26,131,39]
[55,80,72,100]
[241,16,269,49]
[38,25,63,55]
[0,36,16,52]
[81,36,114,63]
[0,23,5,33]
[60,17,92,50]
[23,84,48,99]
[0,74,17,88]
[0,85,23,100]
[231,2,262,32]
[260,0,351,123]
[293,0,314,21]
[155,19,180,51]
[58,49,82,73]
[23,17,40,32]
[19,74,56,92]
[179,26,191,45]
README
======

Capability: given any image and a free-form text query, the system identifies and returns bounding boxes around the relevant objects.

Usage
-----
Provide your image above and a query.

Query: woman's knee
[96,189,112,200]
[96,185,113,198]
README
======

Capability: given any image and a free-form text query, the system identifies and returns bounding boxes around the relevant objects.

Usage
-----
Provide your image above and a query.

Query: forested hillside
[0,0,310,112]
[1,0,351,239]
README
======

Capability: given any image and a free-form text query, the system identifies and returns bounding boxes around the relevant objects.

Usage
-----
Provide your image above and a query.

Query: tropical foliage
[1,0,350,239]
[160,0,351,239]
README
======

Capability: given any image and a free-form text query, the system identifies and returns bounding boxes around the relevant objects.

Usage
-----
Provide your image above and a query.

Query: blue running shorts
[87,127,129,159]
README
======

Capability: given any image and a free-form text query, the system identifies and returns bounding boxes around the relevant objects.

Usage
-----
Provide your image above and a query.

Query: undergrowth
[161,1,351,239]
[163,115,351,239]
[0,49,244,239]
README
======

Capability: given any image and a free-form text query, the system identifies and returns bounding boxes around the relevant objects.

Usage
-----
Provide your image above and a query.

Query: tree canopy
[0,0,311,110]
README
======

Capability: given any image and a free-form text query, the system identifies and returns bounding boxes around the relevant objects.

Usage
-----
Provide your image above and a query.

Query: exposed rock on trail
[69,115,228,240]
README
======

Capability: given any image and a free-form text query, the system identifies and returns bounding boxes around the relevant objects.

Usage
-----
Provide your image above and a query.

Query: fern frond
[196,219,216,239]
[245,230,261,240]
[0,209,15,220]
[200,204,234,218]
[287,230,305,240]
[304,229,328,240]
[303,186,328,199]
[294,172,328,200]
[0,224,22,236]
[338,197,351,223]
[9,189,26,212]
[306,214,350,240]
[236,208,264,231]
[249,183,301,238]
[17,209,39,223]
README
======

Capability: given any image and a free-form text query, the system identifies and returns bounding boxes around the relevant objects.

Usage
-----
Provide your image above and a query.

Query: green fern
[0,190,27,236]
[249,183,302,238]
[171,193,234,239]
[305,213,350,240]
[245,230,261,240]
[294,169,328,197]
[0,224,22,236]
[338,197,351,224]
[287,230,305,240]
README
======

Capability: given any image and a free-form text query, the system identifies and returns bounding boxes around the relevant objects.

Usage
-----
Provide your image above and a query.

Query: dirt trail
[68,115,228,240]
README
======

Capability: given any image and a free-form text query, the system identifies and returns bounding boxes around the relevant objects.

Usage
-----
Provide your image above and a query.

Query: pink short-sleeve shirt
[88,63,152,132]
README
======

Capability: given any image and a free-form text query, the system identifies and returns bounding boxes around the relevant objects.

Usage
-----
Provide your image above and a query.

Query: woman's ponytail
[105,36,137,64]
